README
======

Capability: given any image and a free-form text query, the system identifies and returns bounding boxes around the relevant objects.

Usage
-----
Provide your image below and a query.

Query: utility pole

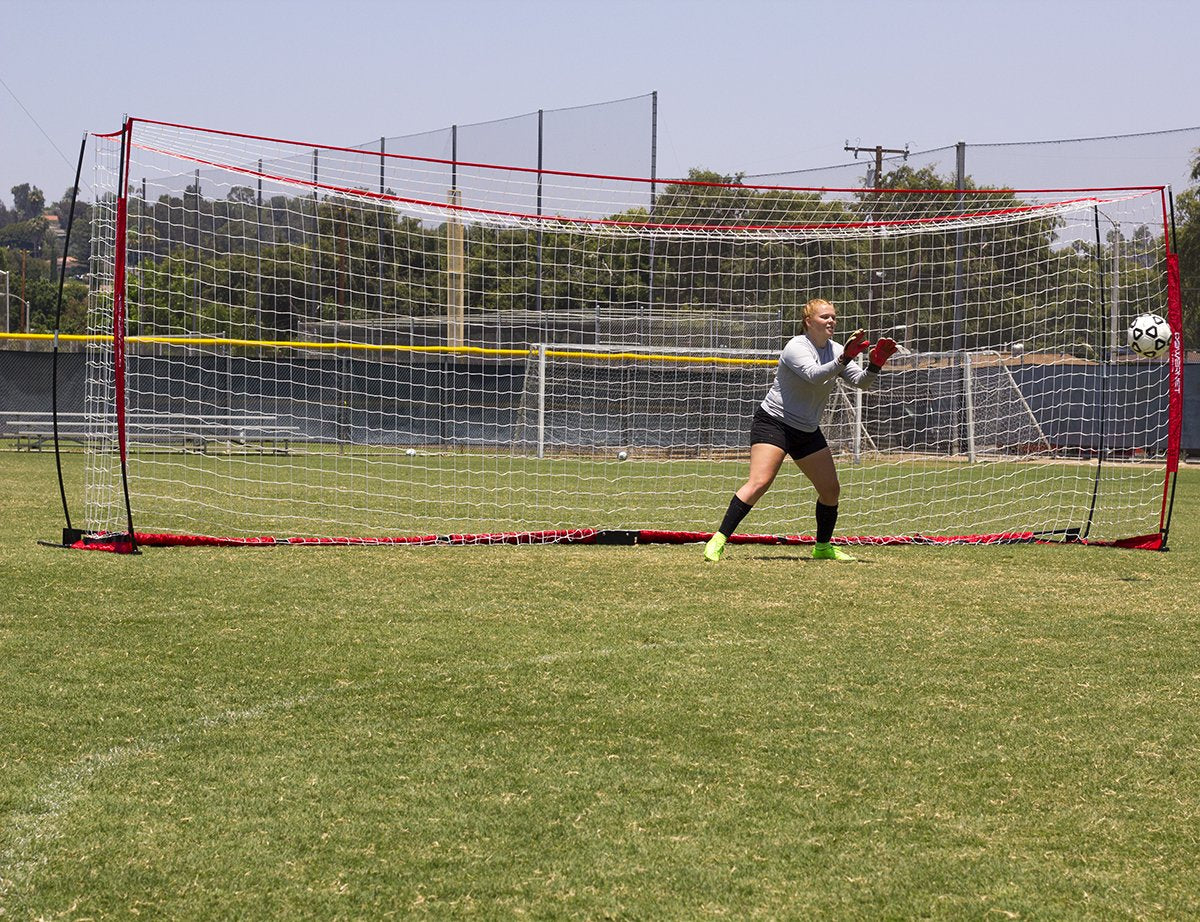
[844,143,910,191]
[844,142,909,333]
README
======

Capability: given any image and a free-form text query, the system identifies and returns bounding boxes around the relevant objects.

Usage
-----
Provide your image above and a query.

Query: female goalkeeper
[704,298,897,562]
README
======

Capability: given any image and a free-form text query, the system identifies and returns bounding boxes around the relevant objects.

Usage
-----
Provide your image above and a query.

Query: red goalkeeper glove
[868,338,898,370]
[840,329,869,363]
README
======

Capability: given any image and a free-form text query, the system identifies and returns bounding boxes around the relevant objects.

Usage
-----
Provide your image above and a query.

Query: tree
[10,183,45,221]
[1174,149,1200,353]
[21,276,88,334]
[52,186,92,264]
[0,217,50,256]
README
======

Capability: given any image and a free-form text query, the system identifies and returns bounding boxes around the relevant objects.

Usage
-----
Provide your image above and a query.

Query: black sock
[815,501,839,544]
[718,495,754,537]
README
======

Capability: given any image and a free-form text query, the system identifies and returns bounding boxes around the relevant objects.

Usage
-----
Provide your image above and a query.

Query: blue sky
[2,0,1197,204]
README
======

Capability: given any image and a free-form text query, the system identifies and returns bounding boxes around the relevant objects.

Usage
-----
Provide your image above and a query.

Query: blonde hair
[802,298,835,326]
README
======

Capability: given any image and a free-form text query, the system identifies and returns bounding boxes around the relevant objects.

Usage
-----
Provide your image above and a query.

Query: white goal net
[77,118,1182,549]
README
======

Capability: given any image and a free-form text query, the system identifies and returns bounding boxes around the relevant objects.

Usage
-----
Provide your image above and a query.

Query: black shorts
[750,407,829,460]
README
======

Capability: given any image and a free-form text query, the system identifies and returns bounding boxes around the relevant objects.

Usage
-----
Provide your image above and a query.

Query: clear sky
[2,0,1197,206]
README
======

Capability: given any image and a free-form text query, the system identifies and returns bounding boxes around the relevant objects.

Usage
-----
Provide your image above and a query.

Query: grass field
[2,451,1198,919]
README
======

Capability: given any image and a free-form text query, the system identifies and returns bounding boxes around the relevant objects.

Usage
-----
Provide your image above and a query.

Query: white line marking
[0,635,759,902]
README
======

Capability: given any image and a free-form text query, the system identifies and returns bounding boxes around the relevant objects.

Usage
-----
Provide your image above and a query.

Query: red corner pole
[1162,251,1183,528]
[1157,185,1183,548]
[111,118,138,553]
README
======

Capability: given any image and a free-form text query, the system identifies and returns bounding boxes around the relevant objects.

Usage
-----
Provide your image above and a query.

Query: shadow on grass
[746,553,875,564]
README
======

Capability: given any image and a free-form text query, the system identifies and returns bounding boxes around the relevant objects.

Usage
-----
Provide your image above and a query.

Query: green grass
[2,451,1198,919]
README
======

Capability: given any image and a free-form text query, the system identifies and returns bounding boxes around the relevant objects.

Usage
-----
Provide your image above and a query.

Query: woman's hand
[868,338,898,368]
[840,329,869,363]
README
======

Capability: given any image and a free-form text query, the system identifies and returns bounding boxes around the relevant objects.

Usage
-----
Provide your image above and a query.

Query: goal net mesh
[79,119,1178,546]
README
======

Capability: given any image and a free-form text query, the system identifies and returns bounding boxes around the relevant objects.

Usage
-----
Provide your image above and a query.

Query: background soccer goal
[73,117,1182,550]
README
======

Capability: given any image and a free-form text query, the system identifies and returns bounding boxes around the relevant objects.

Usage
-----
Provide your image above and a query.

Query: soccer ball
[1127,313,1172,358]
[405,447,417,456]
[617,450,628,461]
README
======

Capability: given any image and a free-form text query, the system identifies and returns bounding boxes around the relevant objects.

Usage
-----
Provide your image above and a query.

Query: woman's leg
[794,446,839,506]
[737,442,788,506]
[705,443,787,561]
[795,447,854,559]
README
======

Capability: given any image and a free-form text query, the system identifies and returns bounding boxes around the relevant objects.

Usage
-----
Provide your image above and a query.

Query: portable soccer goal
[64,117,1182,551]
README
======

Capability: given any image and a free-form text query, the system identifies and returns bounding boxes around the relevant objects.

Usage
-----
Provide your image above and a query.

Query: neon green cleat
[812,542,856,561]
[703,533,727,562]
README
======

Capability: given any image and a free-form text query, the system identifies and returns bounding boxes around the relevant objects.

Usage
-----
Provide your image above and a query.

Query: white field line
[0,697,313,903]
[0,634,758,904]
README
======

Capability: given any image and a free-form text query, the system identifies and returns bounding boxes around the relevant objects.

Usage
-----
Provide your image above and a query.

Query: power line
[0,73,92,195]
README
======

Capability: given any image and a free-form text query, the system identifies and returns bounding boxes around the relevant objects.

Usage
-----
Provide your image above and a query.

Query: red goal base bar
[64,528,1165,553]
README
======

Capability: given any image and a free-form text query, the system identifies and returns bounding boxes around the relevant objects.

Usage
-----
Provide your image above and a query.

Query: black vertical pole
[1082,207,1110,541]
[52,134,88,543]
[650,91,658,202]
[116,118,139,552]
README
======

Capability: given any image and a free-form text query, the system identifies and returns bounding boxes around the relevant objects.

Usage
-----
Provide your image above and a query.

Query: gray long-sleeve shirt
[759,334,878,432]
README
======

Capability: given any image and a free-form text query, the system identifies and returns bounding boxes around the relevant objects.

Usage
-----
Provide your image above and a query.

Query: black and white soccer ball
[1127,313,1172,359]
